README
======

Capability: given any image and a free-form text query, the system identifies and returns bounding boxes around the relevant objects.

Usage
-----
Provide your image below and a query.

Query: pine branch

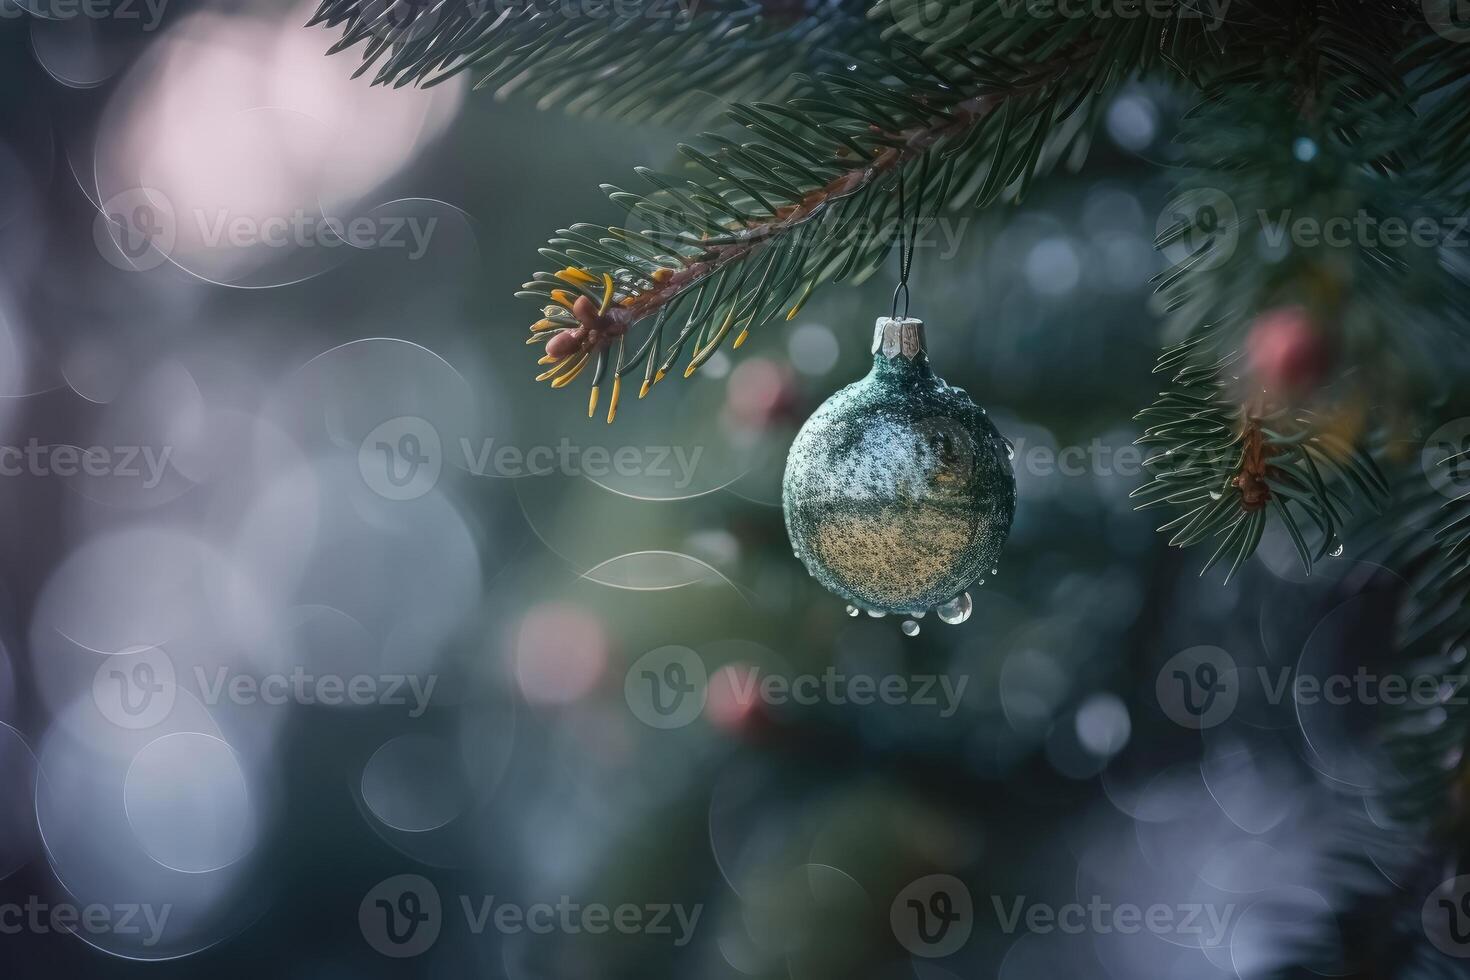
[524,61,1069,410]
[520,6,1189,419]
[1151,3,1428,361]
[308,0,876,122]
[1374,449,1470,828]
[1137,1,1469,573]
[1275,450,1470,980]
[1131,332,1388,580]
[1403,9,1470,215]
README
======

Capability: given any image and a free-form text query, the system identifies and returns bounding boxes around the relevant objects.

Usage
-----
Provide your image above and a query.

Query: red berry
[1246,306,1331,393]
[724,358,800,430]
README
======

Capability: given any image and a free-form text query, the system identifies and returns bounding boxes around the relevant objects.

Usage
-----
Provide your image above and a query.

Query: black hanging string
[890,155,927,320]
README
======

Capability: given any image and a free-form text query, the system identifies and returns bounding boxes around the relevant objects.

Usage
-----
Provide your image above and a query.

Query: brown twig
[1232,417,1276,511]
[537,49,1094,366]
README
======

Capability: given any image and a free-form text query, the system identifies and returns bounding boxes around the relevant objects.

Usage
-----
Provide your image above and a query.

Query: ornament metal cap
[872,316,926,361]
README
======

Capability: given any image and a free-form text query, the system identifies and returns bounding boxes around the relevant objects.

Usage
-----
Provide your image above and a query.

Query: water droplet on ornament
[937,593,973,625]
[846,605,860,617]
[866,609,886,619]
[976,579,985,587]
[990,568,998,577]
[1004,439,1015,460]
[1330,543,1344,557]
[901,620,920,637]
[1209,490,1222,500]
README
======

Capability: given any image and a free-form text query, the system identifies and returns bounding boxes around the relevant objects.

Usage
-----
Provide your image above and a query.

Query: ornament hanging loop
[890,156,927,321]
[890,168,910,320]
[891,279,910,321]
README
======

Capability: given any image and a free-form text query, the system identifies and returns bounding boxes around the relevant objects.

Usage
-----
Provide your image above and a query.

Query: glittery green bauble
[782,317,1016,616]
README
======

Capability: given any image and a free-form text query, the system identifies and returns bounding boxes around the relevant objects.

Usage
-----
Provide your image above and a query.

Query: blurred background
[0,0,1437,977]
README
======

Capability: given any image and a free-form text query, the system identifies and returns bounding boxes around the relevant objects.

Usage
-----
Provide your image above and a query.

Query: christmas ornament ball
[782,317,1016,616]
